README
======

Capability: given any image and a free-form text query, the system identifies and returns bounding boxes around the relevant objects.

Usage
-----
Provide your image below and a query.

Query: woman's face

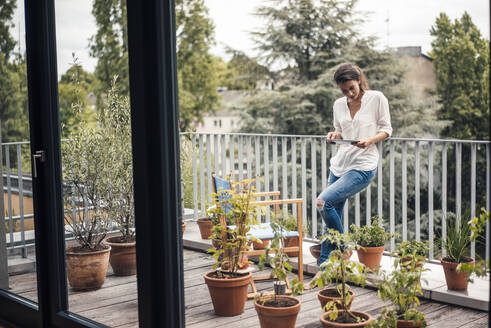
[338,79,361,102]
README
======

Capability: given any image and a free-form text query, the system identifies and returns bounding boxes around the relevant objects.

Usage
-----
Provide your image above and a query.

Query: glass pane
[55,1,137,325]
[0,0,38,304]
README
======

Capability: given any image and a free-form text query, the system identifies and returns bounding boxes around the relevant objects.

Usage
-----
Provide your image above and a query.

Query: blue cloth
[213,176,232,213]
[317,169,376,265]
[228,222,299,239]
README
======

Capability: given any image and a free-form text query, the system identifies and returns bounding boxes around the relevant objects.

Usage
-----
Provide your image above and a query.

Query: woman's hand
[354,138,373,149]
[327,132,342,143]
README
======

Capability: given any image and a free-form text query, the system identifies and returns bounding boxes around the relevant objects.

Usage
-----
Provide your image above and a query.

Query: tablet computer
[328,139,358,144]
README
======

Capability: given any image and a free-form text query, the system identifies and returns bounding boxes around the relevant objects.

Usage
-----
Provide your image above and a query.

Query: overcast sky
[12,0,490,77]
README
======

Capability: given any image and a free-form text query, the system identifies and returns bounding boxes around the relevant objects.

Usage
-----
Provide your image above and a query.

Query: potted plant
[254,213,304,328]
[395,241,428,271]
[439,209,488,291]
[62,98,111,290]
[351,217,394,271]
[311,229,372,327]
[279,211,306,257]
[310,243,321,261]
[204,178,262,316]
[97,81,137,276]
[369,257,428,328]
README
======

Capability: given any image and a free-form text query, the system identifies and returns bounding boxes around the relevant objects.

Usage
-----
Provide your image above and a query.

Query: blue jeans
[317,169,376,266]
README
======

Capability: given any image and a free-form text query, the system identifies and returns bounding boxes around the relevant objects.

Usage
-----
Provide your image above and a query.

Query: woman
[316,63,392,265]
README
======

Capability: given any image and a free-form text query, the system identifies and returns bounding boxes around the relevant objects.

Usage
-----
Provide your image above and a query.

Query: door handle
[32,150,46,178]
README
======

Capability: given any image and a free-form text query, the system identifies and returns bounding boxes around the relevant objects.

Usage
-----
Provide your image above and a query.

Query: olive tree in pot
[254,214,304,328]
[204,179,262,316]
[311,229,372,328]
[99,81,137,276]
[439,209,488,291]
[62,98,111,291]
[368,257,428,328]
[351,217,395,271]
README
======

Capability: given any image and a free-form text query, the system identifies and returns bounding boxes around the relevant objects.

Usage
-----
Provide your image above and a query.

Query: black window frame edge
[127,0,185,327]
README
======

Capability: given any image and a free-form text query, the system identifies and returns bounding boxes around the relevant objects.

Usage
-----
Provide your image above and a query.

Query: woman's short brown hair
[333,63,369,91]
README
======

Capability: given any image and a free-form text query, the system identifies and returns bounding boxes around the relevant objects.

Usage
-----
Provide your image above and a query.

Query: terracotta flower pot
[283,234,304,257]
[254,295,301,328]
[197,217,213,239]
[66,245,111,290]
[384,313,424,328]
[182,221,186,233]
[441,257,474,291]
[356,245,385,270]
[399,256,424,271]
[204,271,252,316]
[252,239,271,250]
[317,288,354,310]
[310,244,321,260]
[320,310,372,327]
[104,236,136,276]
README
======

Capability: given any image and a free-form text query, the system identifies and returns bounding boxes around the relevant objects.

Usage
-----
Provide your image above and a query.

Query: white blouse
[329,90,392,177]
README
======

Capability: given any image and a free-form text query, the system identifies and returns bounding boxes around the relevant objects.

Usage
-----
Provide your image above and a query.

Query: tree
[0,0,16,64]
[89,0,129,96]
[430,12,489,140]
[176,0,219,131]
[253,0,359,82]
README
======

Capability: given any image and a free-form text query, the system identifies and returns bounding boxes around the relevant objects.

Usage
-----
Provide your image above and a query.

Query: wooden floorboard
[6,248,489,327]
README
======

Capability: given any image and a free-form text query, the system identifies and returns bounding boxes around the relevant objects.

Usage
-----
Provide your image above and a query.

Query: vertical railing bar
[255,136,261,192]
[282,137,288,216]
[366,184,371,226]
[199,135,205,214]
[470,143,476,259]
[221,135,227,177]
[428,141,434,259]
[192,134,198,220]
[229,135,235,176]
[214,134,219,176]
[442,143,447,257]
[16,144,26,257]
[6,146,13,249]
[486,143,490,264]
[311,138,317,238]
[456,143,462,227]
[355,193,360,227]
[321,138,327,233]
[377,142,383,226]
[206,134,212,205]
[301,138,307,235]
[272,137,278,193]
[264,137,270,221]
[238,136,243,181]
[247,136,252,179]
[389,139,395,253]
[343,199,349,232]
[292,138,297,219]
[402,141,407,242]
[415,141,420,241]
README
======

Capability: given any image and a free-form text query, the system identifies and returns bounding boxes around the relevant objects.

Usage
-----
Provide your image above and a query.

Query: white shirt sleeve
[377,94,392,137]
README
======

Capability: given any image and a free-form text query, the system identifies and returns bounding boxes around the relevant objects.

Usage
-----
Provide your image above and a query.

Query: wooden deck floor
[8,249,489,327]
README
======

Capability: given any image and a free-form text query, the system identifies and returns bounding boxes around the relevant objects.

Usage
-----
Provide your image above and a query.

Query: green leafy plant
[310,229,367,323]
[350,217,394,248]
[207,178,264,277]
[396,240,429,258]
[257,213,304,303]
[277,210,307,233]
[368,258,428,328]
[439,209,489,279]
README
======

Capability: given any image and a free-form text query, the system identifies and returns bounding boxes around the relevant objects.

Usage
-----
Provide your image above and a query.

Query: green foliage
[207,178,263,276]
[369,258,427,328]
[176,0,219,131]
[0,0,16,63]
[89,0,129,97]
[98,77,134,241]
[257,212,304,301]
[396,240,429,258]
[350,217,394,248]
[430,12,489,140]
[310,229,367,322]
